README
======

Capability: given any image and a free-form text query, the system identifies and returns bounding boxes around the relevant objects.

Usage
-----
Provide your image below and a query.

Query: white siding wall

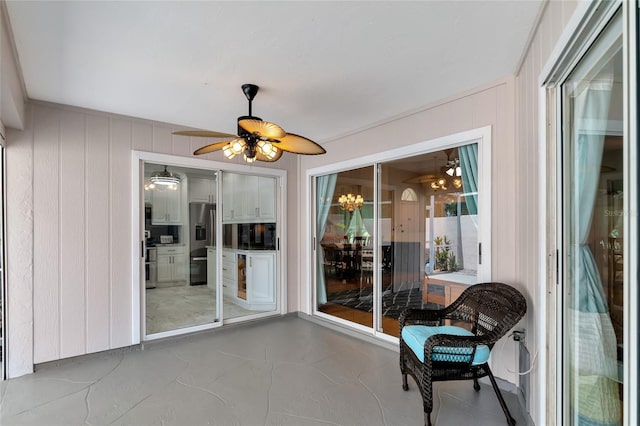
[7,101,297,375]
[514,1,579,423]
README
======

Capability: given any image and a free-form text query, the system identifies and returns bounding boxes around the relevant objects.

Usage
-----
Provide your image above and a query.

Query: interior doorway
[134,153,285,342]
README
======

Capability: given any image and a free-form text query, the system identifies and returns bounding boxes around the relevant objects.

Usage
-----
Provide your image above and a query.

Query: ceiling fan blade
[238,119,286,138]
[193,140,233,155]
[255,148,284,162]
[272,133,326,155]
[174,130,237,138]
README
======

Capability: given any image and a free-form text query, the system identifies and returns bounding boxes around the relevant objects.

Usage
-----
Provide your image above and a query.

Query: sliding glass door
[559,10,624,425]
[313,134,489,339]
[141,161,282,339]
[143,162,220,336]
[315,166,374,329]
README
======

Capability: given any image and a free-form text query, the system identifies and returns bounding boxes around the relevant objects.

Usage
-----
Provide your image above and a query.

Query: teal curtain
[459,143,478,215]
[316,174,337,305]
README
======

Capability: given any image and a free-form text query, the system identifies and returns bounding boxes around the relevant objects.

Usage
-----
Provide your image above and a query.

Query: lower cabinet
[156,246,187,283]
[221,250,237,299]
[246,253,275,307]
[221,250,276,311]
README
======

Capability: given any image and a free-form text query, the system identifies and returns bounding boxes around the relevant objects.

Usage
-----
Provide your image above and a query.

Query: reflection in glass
[316,167,374,329]
[315,147,480,338]
[378,146,478,337]
[561,12,623,425]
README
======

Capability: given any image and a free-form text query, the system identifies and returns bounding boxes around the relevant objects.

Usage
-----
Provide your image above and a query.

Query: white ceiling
[6,1,543,144]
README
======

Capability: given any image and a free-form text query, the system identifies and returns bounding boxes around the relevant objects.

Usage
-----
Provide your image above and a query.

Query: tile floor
[145,285,267,335]
[0,316,526,425]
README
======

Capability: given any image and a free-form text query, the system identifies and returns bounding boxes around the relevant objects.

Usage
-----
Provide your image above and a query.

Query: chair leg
[425,411,432,426]
[473,377,481,391]
[485,366,516,425]
[402,373,409,391]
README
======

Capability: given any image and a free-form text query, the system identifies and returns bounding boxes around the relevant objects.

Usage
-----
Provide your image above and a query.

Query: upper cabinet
[151,187,182,224]
[222,173,276,223]
[189,177,216,203]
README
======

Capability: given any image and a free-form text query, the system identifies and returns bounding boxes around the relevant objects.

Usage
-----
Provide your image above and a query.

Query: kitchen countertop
[151,243,185,247]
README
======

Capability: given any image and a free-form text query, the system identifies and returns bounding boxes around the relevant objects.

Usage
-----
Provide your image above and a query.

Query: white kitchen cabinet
[222,173,276,223]
[151,187,182,224]
[219,249,275,310]
[222,173,239,222]
[244,175,276,222]
[189,177,216,203]
[156,246,187,282]
[246,252,276,307]
[207,247,216,289]
[221,249,236,298]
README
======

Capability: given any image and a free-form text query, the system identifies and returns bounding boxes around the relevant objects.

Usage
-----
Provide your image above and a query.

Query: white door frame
[130,151,287,344]
[540,0,637,423]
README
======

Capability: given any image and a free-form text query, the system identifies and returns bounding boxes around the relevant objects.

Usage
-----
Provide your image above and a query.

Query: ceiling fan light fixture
[150,165,181,186]
[258,141,279,160]
[182,84,326,164]
[223,145,236,159]
[231,139,245,154]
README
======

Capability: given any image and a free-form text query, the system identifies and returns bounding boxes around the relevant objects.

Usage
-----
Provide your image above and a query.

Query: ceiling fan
[173,84,326,163]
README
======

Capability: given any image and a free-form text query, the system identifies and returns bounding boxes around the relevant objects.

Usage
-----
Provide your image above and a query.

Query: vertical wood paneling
[152,123,171,154]
[6,113,35,377]
[109,117,133,348]
[171,130,192,157]
[58,110,86,358]
[132,121,153,151]
[513,1,581,421]
[32,105,61,363]
[86,114,111,353]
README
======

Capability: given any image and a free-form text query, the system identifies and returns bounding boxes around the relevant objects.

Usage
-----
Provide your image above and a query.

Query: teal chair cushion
[401,325,491,365]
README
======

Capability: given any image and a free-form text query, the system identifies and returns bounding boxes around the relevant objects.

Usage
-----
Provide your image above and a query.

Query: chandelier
[338,193,364,212]
[430,157,462,191]
[150,165,181,186]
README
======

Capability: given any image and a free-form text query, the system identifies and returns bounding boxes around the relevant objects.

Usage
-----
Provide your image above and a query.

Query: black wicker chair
[399,282,527,426]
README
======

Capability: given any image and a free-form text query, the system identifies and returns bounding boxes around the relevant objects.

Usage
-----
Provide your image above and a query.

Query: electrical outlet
[512,330,525,342]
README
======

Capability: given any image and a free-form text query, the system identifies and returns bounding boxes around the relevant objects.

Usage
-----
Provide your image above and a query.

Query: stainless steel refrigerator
[189,202,215,285]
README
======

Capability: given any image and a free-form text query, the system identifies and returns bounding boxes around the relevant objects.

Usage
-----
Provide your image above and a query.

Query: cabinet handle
[255,207,259,216]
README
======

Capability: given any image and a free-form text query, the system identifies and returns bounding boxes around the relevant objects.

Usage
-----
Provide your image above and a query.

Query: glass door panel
[221,172,278,320]
[378,146,479,337]
[316,167,374,329]
[143,162,219,336]
[560,11,623,425]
